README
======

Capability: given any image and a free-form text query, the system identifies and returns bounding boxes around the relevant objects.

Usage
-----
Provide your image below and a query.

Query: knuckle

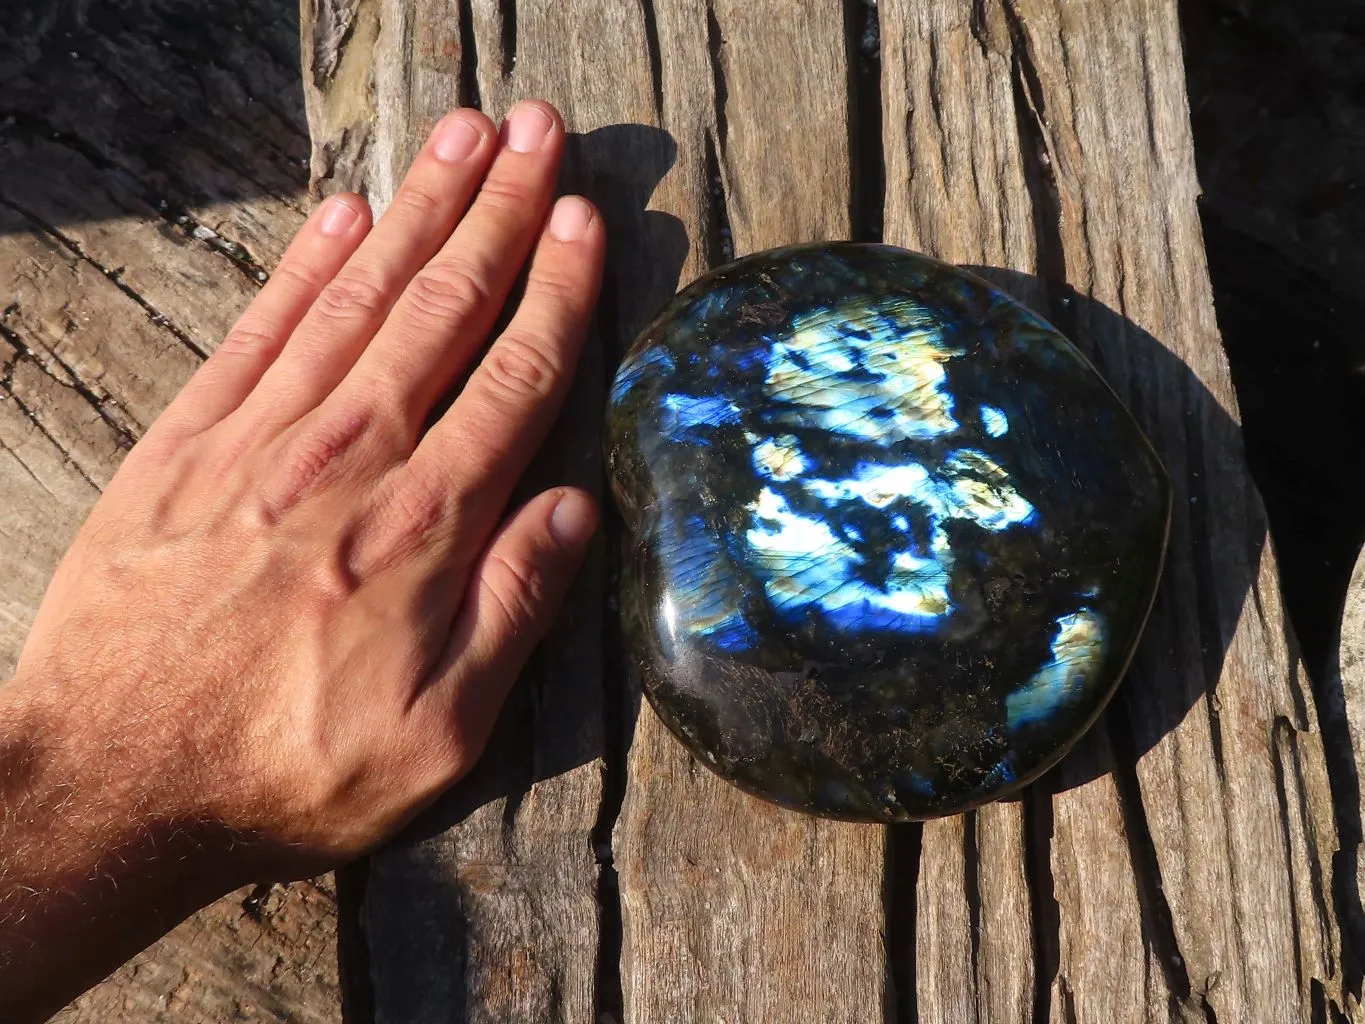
[480,335,560,401]
[216,323,281,360]
[485,550,547,627]
[404,262,489,326]
[392,182,444,219]
[472,175,534,218]
[354,469,454,573]
[526,265,583,309]
[382,474,448,540]
[266,259,326,296]
[264,404,375,515]
[315,270,389,322]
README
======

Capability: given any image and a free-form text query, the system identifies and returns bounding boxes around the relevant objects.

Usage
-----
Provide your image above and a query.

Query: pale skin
[0,100,604,1021]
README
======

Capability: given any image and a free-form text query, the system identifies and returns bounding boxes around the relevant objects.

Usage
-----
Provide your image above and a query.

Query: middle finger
[234,107,498,433]
[329,100,565,439]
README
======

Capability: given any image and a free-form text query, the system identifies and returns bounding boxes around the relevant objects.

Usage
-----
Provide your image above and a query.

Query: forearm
[0,677,247,1022]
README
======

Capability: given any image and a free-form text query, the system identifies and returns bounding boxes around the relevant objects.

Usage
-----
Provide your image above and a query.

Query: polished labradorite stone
[606,243,1170,821]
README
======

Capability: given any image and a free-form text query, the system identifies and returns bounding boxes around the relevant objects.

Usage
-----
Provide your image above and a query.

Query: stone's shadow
[396,123,686,845]
[968,266,1264,795]
[408,245,1266,845]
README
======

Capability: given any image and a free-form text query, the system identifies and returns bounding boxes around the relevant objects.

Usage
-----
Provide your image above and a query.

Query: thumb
[422,486,597,770]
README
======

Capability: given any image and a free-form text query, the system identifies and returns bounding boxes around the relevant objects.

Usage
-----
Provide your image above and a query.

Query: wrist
[1,674,273,1019]
[1,671,262,900]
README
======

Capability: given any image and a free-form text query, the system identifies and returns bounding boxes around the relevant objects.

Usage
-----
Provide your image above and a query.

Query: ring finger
[231,108,499,434]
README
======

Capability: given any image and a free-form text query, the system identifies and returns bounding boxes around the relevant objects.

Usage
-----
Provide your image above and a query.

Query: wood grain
[1330,547,1365,1004]
[614,5,888,1023]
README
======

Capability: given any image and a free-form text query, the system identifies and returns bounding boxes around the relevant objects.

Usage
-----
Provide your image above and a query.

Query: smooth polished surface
[607,244,1170,820]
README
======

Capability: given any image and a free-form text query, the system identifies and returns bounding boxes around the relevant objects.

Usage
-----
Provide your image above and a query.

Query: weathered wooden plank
[302,1,891,1021]
[613,4,887,1023]
[302,2,645,1020]
[881,0,1346,1019]
[1329,548,1365,1003]
[53,880,341,1024]
[2,3,341,1019]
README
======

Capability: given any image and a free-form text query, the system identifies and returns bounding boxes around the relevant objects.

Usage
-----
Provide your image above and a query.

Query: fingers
[391,195,604,551]
[233,108,499,432]
[416,487,598,764]
[151,194,372,440]
[336,101,566,435]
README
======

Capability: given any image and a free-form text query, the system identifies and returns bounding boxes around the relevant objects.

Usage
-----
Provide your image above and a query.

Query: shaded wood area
[303,0,1359,1021]
[0,1,340,1020]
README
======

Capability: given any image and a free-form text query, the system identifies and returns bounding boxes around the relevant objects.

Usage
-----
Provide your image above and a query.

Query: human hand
[6,100,603,885]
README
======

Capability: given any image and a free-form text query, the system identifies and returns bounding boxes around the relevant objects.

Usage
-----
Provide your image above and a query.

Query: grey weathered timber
[0,1,343,1020]
[882,1,1346,1020]
[304,0,1351,1020]
[612,6,890,1021]
[1329,546,1365,998]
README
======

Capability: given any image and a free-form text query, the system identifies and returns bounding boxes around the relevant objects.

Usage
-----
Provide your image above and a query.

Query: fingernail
[549,196,593,242]
[550,490,598,549]
[504,103,553,153]
[432,114,482,162]
[319,196,361,237]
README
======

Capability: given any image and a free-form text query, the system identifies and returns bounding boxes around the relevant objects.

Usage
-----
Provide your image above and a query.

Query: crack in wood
[0,307,141,447]
[963,811,983,997]
[0,195,209,362]
[592,264,630,1024]
[457,0,483,109]
[969,0,993,58]
[998,0,1070,337]
[639,0,665,122]
[335,860,375,1024]
[1276,715,1341,989]
[926,35,953,197]
[1271,716,1310,998]
[703,131,734,266]
[1025,787,1059,1024]
[705,2,730,169]
[1106,708,1201,1015]
[845,0,883,243]
[886,822,922,1024]
[497,0,518,76]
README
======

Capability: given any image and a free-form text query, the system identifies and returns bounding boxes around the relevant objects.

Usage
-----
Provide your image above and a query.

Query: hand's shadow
[397,124,687,843]
[969,267,1270,793]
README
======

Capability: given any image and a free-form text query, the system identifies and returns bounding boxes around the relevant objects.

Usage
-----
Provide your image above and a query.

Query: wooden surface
[0,2,340,1020]
[303,0,1357,1022]
[0,0,1355,1019]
